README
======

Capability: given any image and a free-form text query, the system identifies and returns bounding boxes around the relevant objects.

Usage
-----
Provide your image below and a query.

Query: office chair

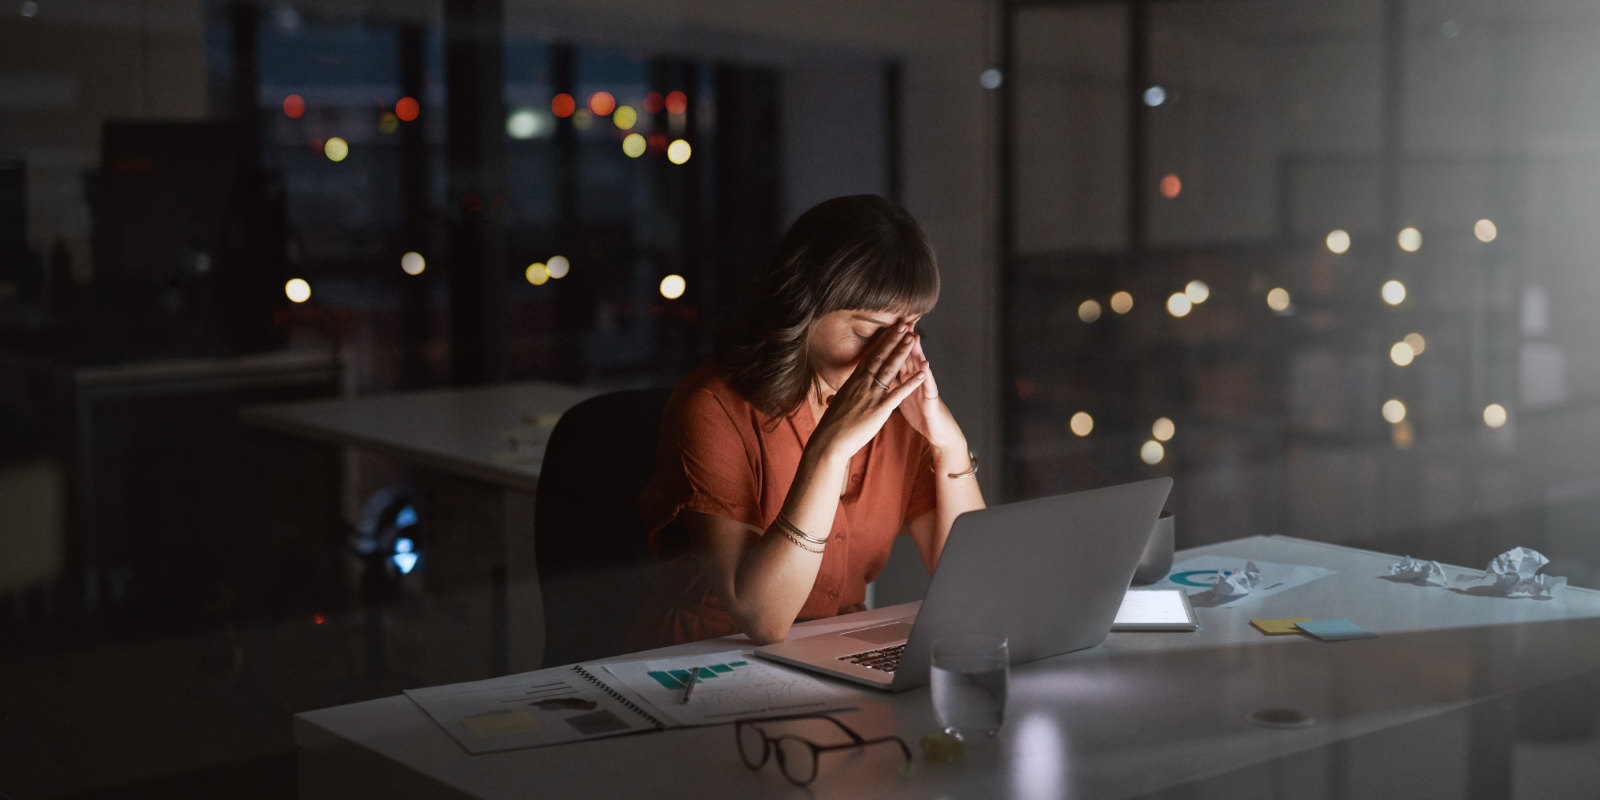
[534,388,672,667]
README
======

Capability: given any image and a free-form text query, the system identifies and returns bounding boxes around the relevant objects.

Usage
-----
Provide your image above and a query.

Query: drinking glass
[930,632,1009,739]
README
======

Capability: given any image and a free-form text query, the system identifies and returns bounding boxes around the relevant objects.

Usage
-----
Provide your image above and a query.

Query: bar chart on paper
[601,651,853,726]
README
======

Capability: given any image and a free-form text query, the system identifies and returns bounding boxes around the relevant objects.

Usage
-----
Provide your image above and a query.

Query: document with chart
[598,650,853,726]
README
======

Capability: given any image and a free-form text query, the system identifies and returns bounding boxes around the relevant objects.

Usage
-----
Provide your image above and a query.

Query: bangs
[817,237,940,318]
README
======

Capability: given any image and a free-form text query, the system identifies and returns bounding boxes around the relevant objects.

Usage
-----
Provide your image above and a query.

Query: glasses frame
[735,713,912,787]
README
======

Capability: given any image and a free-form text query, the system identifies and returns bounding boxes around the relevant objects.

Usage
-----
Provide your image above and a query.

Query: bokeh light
[1078,299,1102,323]
[613,105,638,130]
[1475,218,1498,243]
[643,91,664,114]
[1382,280,1407,305]
[1397,226,1422,252]
[1069,412,1094,437]
[377,112,399,134]
[667,139,692,164]
[507,108,548,139]
[395,96,420,122]
[1326,229,1351,254]
[285,278,312,303]
[1140,440,1165,465]
[1484,403,1508,429]
[546,255,570,279]
[1143,86,1167,106]
[551,93,576,118]
[1390,341,1415,366]
[1404,332,1427,354]
[659,274,687,299]
[525,263,550,286]
[1382,399,1407,424]
[1185,280,1210,304]
[572,110,594,130]
[665,91,688,115]
[589,92,616,116]
[1160,174,1182,199]
[622,133,647,158]
[283,94,305,119]
[979,69,1003,90]
[1152,417,1175,442]
[1110,291,1134,314]
[324,137,349,162]
[1267,287,1292,312]
[1167,292,1193,317]
[400,251,425,276]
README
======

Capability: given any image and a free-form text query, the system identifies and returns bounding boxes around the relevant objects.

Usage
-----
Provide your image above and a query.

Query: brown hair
[719,195,940,417]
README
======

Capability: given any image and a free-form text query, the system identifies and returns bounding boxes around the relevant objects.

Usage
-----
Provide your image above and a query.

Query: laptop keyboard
[839,643,905,673]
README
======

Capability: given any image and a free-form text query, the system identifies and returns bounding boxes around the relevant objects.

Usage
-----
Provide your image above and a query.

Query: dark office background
[5,0,1600,797]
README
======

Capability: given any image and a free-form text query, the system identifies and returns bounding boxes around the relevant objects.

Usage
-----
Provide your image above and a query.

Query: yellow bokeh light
[1110,291,1134,314]
[1167,292,1193,318]
[1326,229,1351,254]
[378,112,399,134]
[525,263,550,285]
[1475,218,1498,243]
[1140,440,1165,465]
[1152,417,1175,442]
[1382,280,1407,306]
[659,274,687,299]
[324,137,349,162]
[1185,280,1210,304]
[667,139,692,165]
[1267,287,1292,312]
[1483,403,1508,428]
[1078,299,1102,323]
[547,255,570,279]
[285,278,312,303]
[622,133,647,158]
[1382,399,1407,424]
[1069,411,1094,437]
[1404,332,1426,355]
[400,251,425,276]
[1390,341,1415,366]
[613,105,638,130]
[1397,227,1422,252]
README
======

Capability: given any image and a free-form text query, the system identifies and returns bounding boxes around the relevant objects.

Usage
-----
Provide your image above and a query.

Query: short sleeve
[640,380,764,553]
[902,438,937,527]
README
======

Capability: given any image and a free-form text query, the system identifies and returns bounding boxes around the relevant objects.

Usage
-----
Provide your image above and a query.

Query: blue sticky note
[1296,618,1377,642]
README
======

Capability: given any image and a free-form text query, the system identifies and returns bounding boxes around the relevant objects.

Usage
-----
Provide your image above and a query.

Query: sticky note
[1295,618,1377,642]
[1251,617,1313,636]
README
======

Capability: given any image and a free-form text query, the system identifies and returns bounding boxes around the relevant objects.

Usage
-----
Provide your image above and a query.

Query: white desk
[244,381,606,676]
[295,536,1600,799]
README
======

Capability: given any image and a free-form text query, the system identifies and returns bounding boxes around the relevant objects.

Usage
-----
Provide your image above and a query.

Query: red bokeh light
[395,96,420,122]
[551,93,576,118]
[643,91,664,114]
[283,94,305,119]
[1160,173,1182,199]
[589,91,616,116]
[664,91,688,115]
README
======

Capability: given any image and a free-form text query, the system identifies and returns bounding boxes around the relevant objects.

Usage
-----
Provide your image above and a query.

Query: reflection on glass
[1140,440,1165,465]
[1078,299,1102,323]
[1152,417,1175,442]
[660,274,687,299]
[1326,229,1351,254]
[1484,403,1509,428]
[285,278,312,304]
[1266,287,1292,312]
[1166,292,1192,317]
[1397,226,1422,252]
[1382,399,1407,424]
[401,252,426,276]
[1069,411,1093,437]
[1382,280,1407,306]
[1110,291,1134,314]
[1390,342,1415,366]
[1475,218,1499,243]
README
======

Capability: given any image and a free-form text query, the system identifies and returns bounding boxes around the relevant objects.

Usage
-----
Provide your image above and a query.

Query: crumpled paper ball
[1486,546,1566,598]
[1390,555,1449,586]
[1202,560,1262,601]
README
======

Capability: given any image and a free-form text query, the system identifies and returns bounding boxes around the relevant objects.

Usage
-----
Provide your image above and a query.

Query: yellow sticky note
[1251,617,1313,636]
[463,710,541,738]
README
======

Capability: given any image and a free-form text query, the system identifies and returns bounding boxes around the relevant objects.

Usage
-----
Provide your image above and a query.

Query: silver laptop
[754,478,1172,692]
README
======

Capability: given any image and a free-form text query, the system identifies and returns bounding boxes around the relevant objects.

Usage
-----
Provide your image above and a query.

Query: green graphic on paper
[647,660,751,690]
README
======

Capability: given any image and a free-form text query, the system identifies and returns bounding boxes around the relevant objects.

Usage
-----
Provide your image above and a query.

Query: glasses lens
[775,736,818,786]
[736,724,768,769]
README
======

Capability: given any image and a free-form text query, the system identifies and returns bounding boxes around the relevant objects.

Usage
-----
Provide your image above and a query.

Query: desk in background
[243,381,605,677]
[295,535,1600,798]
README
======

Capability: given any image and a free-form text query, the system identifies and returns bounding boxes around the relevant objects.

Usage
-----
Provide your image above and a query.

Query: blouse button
[827,589,840,599]
[835,532,846,542]
[850,473,862,482]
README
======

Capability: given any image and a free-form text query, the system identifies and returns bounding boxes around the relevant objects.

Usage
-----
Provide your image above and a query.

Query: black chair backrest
[534,388,672,667]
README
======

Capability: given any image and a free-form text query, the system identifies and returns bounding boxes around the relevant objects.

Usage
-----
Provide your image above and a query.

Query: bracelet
[775,524,825,553]
[775,513,830,546]
[943,450,978,479]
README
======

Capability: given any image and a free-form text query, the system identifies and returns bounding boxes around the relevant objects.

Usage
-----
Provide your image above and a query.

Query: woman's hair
[719,194,940,417]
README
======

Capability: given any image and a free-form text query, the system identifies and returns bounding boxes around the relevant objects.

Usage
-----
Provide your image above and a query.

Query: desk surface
[241,381,604,492]
[295,535,1600,799]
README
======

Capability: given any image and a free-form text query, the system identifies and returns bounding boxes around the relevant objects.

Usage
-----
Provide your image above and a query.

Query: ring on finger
[871,375,891,390]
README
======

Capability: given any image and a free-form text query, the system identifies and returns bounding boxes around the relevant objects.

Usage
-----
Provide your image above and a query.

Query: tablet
[1110,588,1198,631]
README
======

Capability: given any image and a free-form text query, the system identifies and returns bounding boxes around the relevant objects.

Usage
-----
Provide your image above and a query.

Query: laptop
[754,477,1172,691]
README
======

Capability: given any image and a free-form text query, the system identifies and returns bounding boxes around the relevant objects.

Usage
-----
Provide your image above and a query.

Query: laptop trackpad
[842,621,913,644]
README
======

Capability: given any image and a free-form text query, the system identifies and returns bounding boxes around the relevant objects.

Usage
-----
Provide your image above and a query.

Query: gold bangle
[775,525,825,553]
[775,513,829,546]
[944,450,978,479]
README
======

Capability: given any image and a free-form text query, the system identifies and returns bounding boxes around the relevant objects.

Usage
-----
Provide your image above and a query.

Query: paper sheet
[405,667,659,753]
[600,651,853,726]
[1155,557,1333,607]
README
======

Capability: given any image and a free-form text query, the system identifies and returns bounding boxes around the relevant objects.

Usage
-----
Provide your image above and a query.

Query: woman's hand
[894,334,968,457]
[809,324,925,459]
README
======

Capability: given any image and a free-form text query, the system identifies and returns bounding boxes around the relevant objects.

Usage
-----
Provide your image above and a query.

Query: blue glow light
[392,552,419,574]
[395,506,418,529]
[395,537,414,555]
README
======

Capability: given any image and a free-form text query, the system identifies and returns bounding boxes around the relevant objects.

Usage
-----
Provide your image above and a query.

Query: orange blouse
[629,362,937,649]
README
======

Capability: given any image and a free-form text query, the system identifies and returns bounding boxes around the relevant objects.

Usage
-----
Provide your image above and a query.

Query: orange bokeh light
[283,94,305,119]
[665,91,688,115]
[589,91,616,116]
[1160,173,1182,199]
[551,93,576,118]
[643,91,664,114]
[395,96,419,122]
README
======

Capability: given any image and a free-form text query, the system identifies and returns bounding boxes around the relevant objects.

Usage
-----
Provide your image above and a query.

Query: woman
[632,194,985,648]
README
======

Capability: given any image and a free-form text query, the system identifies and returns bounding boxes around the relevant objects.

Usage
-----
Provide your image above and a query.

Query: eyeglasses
[735,714,911,787]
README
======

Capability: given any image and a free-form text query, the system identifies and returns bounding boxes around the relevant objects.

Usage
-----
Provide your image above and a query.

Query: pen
[681,667,702,704]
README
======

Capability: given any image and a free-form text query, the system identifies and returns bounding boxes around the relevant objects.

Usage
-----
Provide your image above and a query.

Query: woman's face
[806,308,923,390]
